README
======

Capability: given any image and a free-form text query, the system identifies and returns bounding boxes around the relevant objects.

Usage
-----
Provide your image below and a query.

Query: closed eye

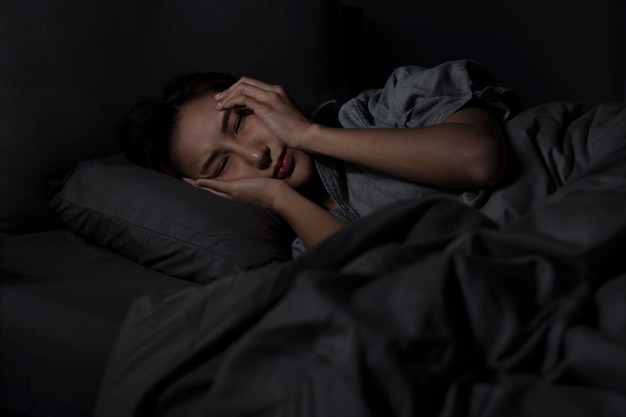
[215,156,230,177]
[233,107,252,134]
[234,113,243,133]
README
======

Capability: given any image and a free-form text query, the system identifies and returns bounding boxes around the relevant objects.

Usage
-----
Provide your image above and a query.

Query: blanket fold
[96,102,626,417]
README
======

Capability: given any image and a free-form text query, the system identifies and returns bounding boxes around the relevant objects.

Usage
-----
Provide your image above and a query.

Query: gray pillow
[1,0,346,234]
[49,155,295,284]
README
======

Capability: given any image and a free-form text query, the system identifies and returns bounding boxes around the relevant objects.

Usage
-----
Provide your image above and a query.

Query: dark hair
[118,72,237,176]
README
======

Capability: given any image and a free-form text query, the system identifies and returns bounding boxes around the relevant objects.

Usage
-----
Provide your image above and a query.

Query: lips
[274,148,294,179]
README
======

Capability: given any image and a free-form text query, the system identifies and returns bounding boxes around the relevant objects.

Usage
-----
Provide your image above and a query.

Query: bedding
[0,1,349,415]
[0,0,345,235]
[316,60,523,223]
[0,229,197,416]
[94,101,626,417]
[49,155,294,284]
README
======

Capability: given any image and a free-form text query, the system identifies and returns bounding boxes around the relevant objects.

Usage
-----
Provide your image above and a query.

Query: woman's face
[170,93,315,190]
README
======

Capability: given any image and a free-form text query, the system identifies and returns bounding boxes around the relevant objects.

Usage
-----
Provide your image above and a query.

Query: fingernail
[216,101,223,109]
[214,92,222,99]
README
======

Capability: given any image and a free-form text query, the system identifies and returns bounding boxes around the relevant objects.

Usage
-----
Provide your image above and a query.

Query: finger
[184,176,217,192]
[195,178,230,192]
[217,83,274,106]
[216,93,268,116]
[194,185,233,200]
[238,76,283,93]
[202,187,232,199]
[215,76,282,100]
[216,82,286,110]
[183,177,207,190]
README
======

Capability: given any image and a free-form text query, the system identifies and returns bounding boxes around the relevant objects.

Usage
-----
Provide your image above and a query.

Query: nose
[237,143,271,170]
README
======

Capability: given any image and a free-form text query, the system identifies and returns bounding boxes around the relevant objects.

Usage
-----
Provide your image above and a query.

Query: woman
[120,60,521,254]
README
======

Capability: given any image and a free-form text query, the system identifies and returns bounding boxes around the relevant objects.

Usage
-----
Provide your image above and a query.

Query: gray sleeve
[291,237,307,258]
[338,60,522,129]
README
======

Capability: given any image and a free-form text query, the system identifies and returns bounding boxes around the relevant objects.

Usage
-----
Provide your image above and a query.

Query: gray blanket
[95,101,626,417]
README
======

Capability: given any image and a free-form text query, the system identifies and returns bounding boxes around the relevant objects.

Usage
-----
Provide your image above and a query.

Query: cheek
[290,151,314,187]
[169,145,197,178]
[221,159,261,182]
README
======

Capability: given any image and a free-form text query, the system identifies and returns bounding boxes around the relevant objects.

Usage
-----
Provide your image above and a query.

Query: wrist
[270,182,301,215]
[295,123,327,154]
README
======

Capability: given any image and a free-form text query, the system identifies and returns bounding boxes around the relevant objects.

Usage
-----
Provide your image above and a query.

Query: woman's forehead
[177,95,221,139]
[171,96,223,177]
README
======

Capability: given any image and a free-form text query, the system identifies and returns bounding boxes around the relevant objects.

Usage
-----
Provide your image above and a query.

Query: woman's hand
[185,176,346,249]
[186,176,288,211]
[214,77,313,149]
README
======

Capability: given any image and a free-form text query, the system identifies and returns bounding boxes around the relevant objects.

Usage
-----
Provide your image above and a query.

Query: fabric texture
[338,60,521,129]
[49,155,295,284]
[94,102,626,417]
[0,0,345,234]
[480,101,626,223]
[0,230,196,417]
[323,60,521,221]
[293,61,522,256]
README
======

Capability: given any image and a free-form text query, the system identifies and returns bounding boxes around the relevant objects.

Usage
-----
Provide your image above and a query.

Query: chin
[287,152,314,190]
[284,173,304,190]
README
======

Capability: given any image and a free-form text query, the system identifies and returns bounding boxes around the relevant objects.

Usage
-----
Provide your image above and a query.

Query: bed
[1,1,343,416]
[94,100,626,417]
[2,1,626,417]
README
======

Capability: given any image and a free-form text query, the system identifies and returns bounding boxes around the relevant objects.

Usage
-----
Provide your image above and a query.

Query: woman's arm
[215,78,506,189]
[272,186,346,249]
[300,107,506,188]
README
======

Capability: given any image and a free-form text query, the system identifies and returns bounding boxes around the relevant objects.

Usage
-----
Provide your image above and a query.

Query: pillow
[49,154,295,284]
[1,0,346,234]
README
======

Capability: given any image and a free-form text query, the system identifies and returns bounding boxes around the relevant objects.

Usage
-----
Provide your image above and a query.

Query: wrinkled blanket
[95,102,626,417]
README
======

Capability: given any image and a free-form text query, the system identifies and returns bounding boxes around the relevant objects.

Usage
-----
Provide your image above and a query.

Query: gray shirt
[292,60,521,256]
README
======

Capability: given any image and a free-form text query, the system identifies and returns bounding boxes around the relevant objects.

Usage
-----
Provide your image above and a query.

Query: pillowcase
[49,154,295,284]
[1,0,346,234]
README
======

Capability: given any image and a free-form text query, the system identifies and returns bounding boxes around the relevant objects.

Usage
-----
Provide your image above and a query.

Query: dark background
[339,0,625,109]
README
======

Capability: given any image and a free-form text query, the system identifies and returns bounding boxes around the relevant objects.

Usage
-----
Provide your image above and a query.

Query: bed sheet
[95,102,626,417]
[0,230,197,417]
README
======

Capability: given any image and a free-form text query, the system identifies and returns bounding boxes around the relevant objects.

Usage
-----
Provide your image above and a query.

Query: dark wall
[340,0,625,108]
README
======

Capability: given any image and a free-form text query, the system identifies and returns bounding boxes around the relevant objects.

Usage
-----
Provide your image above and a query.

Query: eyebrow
[198,108,232,178]
[221,107,232,134]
